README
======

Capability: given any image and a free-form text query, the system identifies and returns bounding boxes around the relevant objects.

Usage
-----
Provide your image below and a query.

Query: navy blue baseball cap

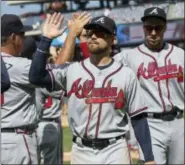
[141,7,167,22]
[1,14,32,37]
[84,16,117,35]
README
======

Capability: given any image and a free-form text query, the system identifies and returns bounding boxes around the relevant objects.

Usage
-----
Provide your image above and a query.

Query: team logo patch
[150,8,158,15]
[94,17,105,24]
[68,79,126,109]
[137,59,184,83]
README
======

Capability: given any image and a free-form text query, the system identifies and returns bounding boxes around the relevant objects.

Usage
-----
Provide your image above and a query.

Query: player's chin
[148,40,160,46]
[88,46,99,54]
[89,49,100,54]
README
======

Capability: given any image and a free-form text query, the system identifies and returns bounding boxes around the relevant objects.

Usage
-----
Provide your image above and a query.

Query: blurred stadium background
[2,0,184,164]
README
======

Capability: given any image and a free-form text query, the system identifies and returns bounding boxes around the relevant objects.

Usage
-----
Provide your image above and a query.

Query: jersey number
[1,94,4,105]
[44,96,53,108]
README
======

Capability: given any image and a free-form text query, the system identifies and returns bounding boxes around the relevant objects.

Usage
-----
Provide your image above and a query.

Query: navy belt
[73,134,125,150]
[40,118,60,123]
[142,108,183,121]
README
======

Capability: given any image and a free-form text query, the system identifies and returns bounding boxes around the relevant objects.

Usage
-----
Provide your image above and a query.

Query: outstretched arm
[55,12,91,64]
[29,12,66,90]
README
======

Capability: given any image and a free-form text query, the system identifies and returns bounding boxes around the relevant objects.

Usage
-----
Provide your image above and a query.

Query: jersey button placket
[98,71,101,76]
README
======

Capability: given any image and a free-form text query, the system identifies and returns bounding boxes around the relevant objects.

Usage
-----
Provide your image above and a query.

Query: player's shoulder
[134,43,147,53]
[114,60,135,75]
[77,58,92,68]
[15,57,32,66]
[4,56,32,70]
[17,57,32,72]
[2,54,31,63]
[49,61,79,71]
[67,61,82,70]
[169,43,184,54]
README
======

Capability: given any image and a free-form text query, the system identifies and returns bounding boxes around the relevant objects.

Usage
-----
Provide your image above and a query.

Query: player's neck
[145,41,165,52]
[90,53,112,67]
[1,46,17,56]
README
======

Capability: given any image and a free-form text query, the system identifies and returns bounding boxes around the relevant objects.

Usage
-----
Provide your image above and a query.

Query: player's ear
[112,35,117,45]
[10,33,16,44]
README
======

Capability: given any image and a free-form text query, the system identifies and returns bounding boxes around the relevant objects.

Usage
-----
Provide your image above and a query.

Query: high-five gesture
[42,12,66,39]
[68,12,91,37]
[55,12,91,64]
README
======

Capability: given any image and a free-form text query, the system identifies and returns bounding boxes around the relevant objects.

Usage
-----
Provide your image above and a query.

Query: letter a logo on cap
[150,8,158,15]
[95,17,105,24]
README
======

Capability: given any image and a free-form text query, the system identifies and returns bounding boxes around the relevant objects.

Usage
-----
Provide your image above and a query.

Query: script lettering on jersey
[68,78,126,109]
[137,59,184,82]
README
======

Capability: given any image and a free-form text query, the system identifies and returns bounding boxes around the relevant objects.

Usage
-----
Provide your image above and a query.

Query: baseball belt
[73,134,125,150]
[40,118,60,123]
[141,107,183,121]
[1,127,35,134]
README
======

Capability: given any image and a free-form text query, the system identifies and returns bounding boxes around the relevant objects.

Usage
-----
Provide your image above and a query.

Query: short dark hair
[1,36,9,46]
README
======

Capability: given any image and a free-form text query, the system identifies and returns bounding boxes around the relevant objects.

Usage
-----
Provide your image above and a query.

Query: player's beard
[88,43,108,54]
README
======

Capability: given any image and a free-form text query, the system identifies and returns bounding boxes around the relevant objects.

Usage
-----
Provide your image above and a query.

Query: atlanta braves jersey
[114,43,184,113]
[1,52,38,128]
[49,58,147,139]
[35,88,64,119]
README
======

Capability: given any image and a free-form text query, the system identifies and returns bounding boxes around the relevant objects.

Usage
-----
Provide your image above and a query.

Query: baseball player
[114,7,184,164]
[1,56,10,94]
[1,14,39,164]
[35,52,66,165]
[19,35,64,165]
[29,12,155,164]
[35,84,65,165]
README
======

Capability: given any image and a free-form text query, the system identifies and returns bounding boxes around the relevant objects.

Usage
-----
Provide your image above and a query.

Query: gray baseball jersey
[35,88,64,165]
[35,88,64,119]
[1,52,38,164]
[114,43,184,113]
[1,53,37,128]
[114,43,184,164]
[50,58,147,139]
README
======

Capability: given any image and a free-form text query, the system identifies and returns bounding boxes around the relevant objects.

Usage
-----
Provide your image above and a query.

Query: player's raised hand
[42,12,66,39]
[68,12,91,37]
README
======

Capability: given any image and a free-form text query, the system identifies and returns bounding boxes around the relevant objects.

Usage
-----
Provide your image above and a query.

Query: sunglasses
[144,25,165,32]
[87,30,111,38]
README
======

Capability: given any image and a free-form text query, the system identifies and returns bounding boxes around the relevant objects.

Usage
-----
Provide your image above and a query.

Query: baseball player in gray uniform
[114,7,184,164]
[35,65,65,165]
[20,36,64,165]
[1,14,38,164]
[29,12,155,164]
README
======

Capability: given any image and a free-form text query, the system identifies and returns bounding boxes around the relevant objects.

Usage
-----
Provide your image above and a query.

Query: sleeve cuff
[37,36,52,52]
